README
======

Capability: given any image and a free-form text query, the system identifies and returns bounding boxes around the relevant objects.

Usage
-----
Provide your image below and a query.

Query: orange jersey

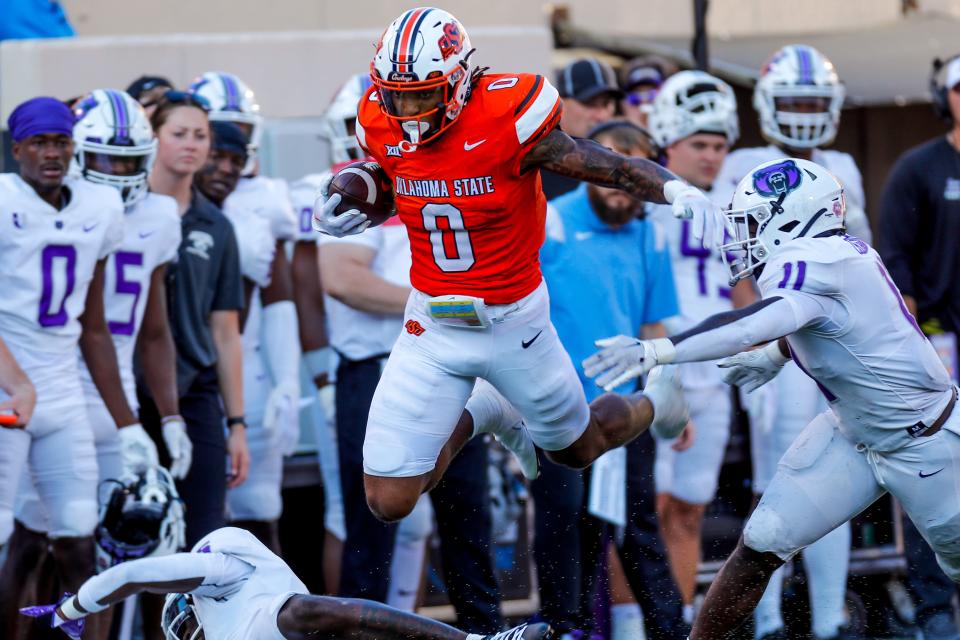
[356,73,562,304]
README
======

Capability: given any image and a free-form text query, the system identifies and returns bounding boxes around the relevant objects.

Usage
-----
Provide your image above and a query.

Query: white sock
[804,522,850,639]
[611,603,646,640]
[464,379,499,437]
[682,603,695,626]
[753,564,785,638]
[387,499,432,611]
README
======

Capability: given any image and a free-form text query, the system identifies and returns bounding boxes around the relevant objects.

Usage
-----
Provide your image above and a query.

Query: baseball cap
[621,60,665,91]
[211,121,249,158]
[945,56,960,90]
[557,59,624,103]
[126,76,174,102]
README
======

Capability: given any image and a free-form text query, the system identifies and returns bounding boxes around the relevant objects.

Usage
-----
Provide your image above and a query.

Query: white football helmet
[371,7,474,145]
[754,45,845,149]
[720,157,845,284]
[72,89,156,207]
[647,70,739,148]
[321,74,372,164]
[161,593,201,640]
[189,71,263,173]
[95,466,186,572]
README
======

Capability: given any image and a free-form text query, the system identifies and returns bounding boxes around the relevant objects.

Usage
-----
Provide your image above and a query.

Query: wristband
[59,595,87,620]
[161,414,185,425]
[764,339,790,365]
[304,347,332,380]
[649,338,677,364]
[226,416,246,428]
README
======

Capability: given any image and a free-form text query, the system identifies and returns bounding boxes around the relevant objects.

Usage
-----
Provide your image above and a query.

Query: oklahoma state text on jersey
[357,73,561,304]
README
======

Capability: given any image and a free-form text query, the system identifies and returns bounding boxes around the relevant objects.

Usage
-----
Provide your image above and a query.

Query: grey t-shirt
[166,189,244,392]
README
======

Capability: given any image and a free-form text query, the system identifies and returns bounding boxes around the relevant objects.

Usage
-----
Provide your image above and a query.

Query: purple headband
[7,96,76,142]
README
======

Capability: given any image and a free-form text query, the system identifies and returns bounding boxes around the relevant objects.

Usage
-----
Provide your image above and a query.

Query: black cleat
[484,622,555,640]
[758,629,789,640]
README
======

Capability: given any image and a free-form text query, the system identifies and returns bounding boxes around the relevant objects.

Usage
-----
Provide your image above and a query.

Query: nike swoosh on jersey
[574,231,593,241]
[139,230,156,239]
[463,139,487,151]
[83,222,99,232]
[919,468,945,478]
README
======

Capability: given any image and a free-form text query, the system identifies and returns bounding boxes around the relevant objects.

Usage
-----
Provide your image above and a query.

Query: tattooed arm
[521,128,675,202]
[522,128,728,246]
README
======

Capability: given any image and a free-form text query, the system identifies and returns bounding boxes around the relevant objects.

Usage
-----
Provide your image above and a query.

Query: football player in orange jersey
[313,7,727,523]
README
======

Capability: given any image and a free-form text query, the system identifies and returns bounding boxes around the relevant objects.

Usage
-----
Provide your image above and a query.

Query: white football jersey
[716,145,872,242]
[0,174,123,396]
[225,176,299,242]
[288,173,327,243]
[758,235,953,451]
[77,193,181,408]
[648,191,733,388]
[190,526,307,640]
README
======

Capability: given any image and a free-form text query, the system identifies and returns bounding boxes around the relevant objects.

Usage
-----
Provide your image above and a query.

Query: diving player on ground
[313,6,725,522]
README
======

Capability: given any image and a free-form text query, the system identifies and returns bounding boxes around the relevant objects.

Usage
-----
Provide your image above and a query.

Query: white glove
[264,381,301,456]
[664,179,729,249]
[312,172,370,237]
[161,416,193,480]
[583,336,677,392]
[717,340,789,393]
[118,423,159,473]
[231,210,275,287]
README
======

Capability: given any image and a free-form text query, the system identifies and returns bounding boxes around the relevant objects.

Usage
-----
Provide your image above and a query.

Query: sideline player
[193,121,297,553]
[22,525,552,640]
[0,96,146,638]
[9,88,186,640]
[313,7,724,522]
[581,157,960,640]
[644,70,752,621]
[190,71,331,391]
[713,44,867,640]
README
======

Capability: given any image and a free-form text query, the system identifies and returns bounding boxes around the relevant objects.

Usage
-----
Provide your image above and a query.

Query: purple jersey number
[38,245,77,327]
[300,207,312,235]
[107,251,144,336]
[679,220,710,296]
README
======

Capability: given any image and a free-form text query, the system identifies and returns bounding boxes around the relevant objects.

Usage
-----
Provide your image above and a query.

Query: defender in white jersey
[0,96,150,637]
[22,525,553,640]
[644,70,753,614]
[195,121,300,552]
[583,158,960,640]
[712,45,864,640]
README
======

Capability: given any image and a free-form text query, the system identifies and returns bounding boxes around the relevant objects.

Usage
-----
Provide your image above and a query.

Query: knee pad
[743,506,799,561]
[926,515,960,582]
[397,497,433,544]
[49,499,98,539]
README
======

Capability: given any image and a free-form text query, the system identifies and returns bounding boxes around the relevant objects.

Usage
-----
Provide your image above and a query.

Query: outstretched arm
[521,128,674,202]
[584,296,822,392]
[22,552,253,635]
[522,128,727,246]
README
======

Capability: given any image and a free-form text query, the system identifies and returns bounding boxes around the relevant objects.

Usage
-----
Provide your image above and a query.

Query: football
[328,160,396,228]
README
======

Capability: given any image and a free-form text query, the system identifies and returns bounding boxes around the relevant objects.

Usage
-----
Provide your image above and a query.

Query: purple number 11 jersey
[758,234,954,451]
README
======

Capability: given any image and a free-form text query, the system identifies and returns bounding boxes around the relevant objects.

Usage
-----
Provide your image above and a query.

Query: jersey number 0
[421,203,475,272]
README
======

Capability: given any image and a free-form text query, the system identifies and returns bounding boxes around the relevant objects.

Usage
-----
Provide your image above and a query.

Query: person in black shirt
[139,93,250,547]
[879,55,960,640]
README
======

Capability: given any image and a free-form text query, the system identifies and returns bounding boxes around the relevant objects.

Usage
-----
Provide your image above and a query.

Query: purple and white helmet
[189,71,263,173]
[72,89,156,207]
[720,157,845,284]
[95,466,185,572]
[321,74,372,164]
[754,45,845,149]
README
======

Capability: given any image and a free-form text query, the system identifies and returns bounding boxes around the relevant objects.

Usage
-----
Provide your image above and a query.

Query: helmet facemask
[763,88,842,149]
[76,141,156,207]
[372,61,470,146]
[162,593,203,640]
[720,197,780,285]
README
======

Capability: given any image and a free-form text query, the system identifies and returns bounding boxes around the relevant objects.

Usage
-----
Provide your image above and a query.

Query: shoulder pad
[758,236,857,296]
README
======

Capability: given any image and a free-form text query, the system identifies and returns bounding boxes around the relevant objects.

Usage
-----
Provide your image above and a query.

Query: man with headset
[879,54,960,640]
